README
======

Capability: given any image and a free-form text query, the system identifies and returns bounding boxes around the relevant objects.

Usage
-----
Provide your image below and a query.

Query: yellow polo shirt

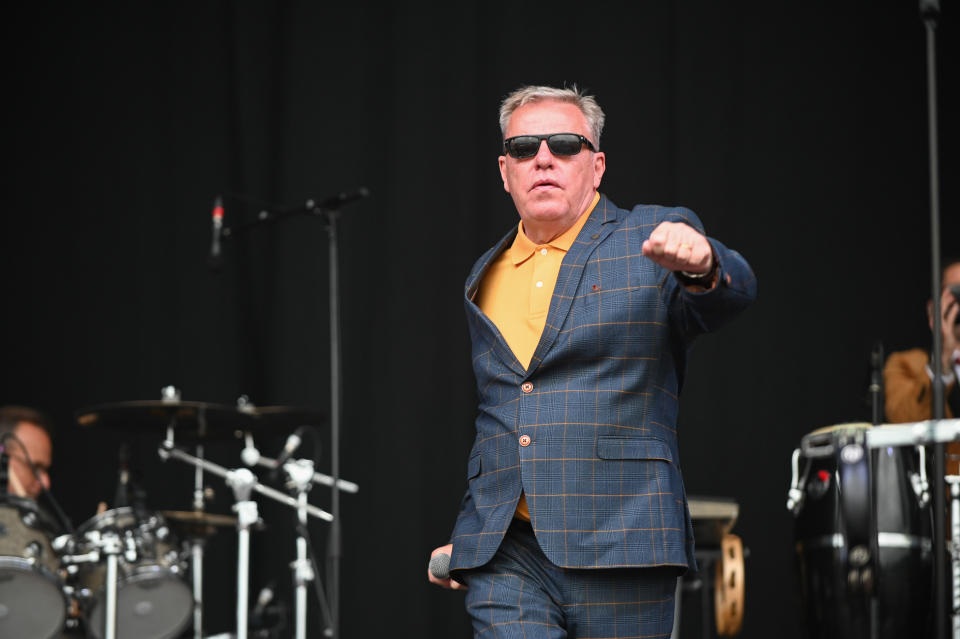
[475,193,599,520]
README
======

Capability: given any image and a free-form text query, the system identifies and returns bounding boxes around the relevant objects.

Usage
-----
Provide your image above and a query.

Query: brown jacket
[884,348,956,423]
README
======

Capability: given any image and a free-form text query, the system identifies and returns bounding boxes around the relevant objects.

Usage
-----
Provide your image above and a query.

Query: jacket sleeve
[658,207,758,340]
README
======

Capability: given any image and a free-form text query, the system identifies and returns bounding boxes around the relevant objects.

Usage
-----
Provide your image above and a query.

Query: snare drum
[0,496,67,639]
[71,507,192,639]
[789,423,933,638]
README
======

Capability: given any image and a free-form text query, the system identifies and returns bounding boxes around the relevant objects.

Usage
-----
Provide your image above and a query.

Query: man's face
[945,263,960,340]
[5,421,52,498]
[498,100,605,239]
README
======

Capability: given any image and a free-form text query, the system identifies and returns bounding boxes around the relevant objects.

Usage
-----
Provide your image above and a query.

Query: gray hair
[499,85,606,150]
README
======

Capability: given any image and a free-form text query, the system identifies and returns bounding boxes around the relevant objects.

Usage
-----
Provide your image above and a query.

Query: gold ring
[679,243,692,251]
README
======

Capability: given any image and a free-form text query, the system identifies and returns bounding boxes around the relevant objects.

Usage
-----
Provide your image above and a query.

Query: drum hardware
[0,497,67,639]
[158,442,332,639]
[162,509,238,639]
[947,475,960,637]
[288,458,320,639]
[787,448,809,514]
[239,424,356,638]
[911,445,931,507]
[57,507,193,639]
[788,419,959,638]
[241,432,359,494]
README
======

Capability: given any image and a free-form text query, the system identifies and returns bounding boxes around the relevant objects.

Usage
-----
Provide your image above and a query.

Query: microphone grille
[429,553,451,580]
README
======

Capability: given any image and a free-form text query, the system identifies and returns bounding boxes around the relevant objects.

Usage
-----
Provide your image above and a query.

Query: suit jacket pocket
[596,436,673,463]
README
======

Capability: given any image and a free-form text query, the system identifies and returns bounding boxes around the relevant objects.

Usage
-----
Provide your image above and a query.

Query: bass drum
[792,423,933,638]
[0,496,67,639]
[71,508,192,639]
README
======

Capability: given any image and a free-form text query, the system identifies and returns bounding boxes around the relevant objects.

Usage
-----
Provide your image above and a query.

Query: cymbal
[76,400,258,441]
[162,510,237,527]
[162,510,238,538]
[245,406,325,430]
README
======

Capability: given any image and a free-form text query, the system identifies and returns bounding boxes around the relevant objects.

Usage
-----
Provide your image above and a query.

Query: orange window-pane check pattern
[474,193,598,521]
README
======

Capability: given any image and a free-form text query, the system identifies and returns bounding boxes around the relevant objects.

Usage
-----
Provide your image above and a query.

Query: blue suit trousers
[462,520,679,639]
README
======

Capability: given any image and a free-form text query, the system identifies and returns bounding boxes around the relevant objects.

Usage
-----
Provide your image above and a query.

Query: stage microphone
[251,583,274,621]
[429,552,451,580]
[271,428,304,479]
[209,195,224,269]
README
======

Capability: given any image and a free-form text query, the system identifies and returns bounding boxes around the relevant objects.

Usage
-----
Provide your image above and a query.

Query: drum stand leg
[191,539,205,639]
[102,532,122,639]
[947,476,960,639]
[294,495,313,639]
[228,468,259,639]
[284,459,318,639]
[193,444,206,639]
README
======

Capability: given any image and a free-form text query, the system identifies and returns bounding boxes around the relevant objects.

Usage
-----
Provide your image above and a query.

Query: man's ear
[498,155,510,193]
[592,152,606,189]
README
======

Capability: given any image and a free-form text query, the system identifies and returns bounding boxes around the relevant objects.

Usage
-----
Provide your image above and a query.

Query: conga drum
[789,423,933,638]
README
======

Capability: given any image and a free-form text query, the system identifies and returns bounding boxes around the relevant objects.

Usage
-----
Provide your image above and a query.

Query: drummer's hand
[96,501,108,515]
[427,544,466,590]
[642,222,716,287]
[932,285,960,374]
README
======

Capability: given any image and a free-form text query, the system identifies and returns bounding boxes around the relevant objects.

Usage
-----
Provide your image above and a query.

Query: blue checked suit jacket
[449,194,757,573]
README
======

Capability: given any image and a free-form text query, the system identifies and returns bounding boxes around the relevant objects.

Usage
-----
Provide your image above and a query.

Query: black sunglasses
[503,133,595,159]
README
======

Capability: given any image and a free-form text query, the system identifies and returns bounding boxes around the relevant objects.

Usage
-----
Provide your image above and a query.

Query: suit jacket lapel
[527,194,622,375]
[464,227,528,376]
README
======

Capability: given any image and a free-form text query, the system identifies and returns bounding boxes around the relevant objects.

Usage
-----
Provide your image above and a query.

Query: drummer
[0,404,53,498]
[884,258,960,423]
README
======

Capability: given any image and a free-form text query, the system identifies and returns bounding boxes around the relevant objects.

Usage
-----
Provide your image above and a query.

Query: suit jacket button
[519,435,531,447]
[521,382,533,393]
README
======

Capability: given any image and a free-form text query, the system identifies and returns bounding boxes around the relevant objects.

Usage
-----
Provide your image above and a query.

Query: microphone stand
[323,203,344,639]
[214,188,367,639]
[919,1,946,637]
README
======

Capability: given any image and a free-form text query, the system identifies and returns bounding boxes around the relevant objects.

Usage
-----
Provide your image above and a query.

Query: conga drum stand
[947,475,960,637]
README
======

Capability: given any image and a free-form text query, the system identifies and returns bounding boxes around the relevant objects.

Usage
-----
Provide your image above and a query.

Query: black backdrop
[3,2,958,637]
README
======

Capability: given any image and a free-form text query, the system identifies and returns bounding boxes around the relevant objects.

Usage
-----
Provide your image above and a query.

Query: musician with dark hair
[0,404,54,498]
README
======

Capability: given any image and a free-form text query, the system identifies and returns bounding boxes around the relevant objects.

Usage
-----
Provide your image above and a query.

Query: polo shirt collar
[507,192,600,266]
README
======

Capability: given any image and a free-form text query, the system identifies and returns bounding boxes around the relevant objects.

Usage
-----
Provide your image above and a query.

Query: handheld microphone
[209,195,224,269]
[429,553,451,580]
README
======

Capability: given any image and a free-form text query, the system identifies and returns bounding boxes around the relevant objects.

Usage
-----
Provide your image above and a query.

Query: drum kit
[787,418,960,638]
[0,386,357,639]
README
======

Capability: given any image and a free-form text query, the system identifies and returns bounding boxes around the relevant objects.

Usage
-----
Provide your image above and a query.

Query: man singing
[428,85,757,638]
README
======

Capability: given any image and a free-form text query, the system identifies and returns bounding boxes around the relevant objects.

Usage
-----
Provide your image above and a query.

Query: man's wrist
[676,254,719,288]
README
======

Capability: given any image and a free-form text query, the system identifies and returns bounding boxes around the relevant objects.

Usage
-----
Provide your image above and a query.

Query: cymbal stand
[162,409,211,639]
[948,475,960,638]
[192,443,206,639]
[58,519,125,639]
[242,432,360,495]
[158,442,333,639]
[102,532,121,639]
[228,468,258,639]
[286,458,325,639]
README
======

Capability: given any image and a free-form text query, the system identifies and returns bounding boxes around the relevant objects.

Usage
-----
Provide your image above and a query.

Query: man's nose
[534,140,555,166]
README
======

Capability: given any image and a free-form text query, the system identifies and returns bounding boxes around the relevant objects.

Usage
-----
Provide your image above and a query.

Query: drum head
[87,570,193,639]
[0,557,66,639]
